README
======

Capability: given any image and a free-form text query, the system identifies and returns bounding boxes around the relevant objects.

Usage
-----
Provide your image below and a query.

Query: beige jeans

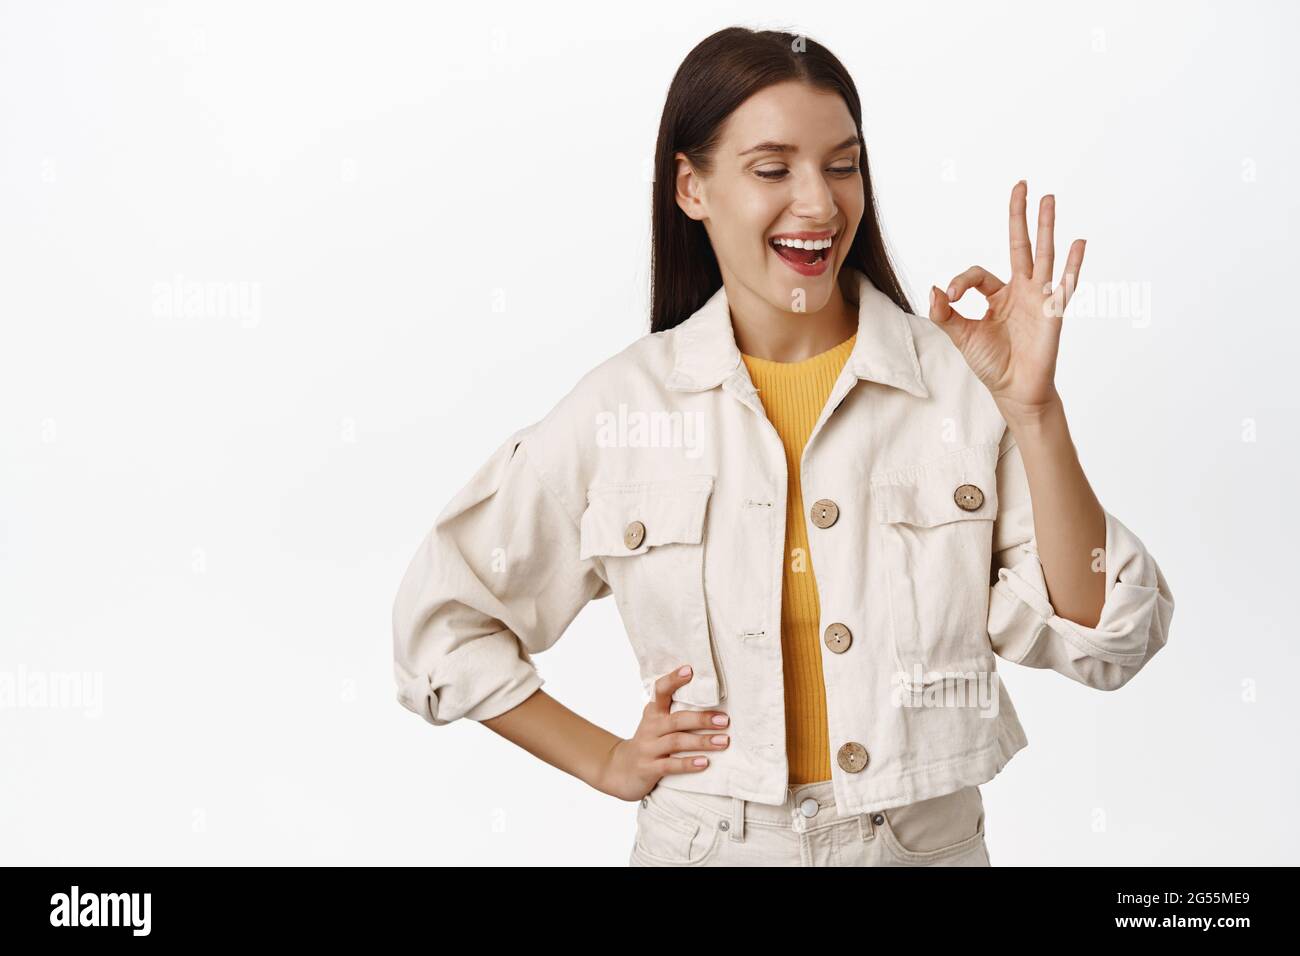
[629,778,989,867]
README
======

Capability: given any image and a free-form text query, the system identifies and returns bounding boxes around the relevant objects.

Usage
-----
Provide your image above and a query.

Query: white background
[2,0,1296,865]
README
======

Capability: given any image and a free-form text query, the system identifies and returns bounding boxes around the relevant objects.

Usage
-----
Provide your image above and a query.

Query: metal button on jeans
[624,520,646,549]
[953,484,984,511]
[810,499,839,529]
[871,813,884,826]
[837,741,869,773]
[823,622,852,653]
[799,797,819,818]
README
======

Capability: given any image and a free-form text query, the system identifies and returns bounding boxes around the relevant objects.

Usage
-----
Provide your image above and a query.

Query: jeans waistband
[663,778,857,830]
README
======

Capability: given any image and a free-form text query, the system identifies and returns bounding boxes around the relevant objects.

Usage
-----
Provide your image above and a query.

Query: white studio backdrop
[1,0,1296,865]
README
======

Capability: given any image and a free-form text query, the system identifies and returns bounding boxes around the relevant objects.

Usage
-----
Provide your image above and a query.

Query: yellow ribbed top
[740,331,857,785]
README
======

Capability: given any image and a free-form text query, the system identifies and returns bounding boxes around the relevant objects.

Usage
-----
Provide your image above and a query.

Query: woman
[392,26,1174,866]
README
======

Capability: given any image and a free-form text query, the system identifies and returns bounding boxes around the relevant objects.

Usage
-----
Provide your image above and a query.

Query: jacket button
[823,622,852,653]
[836,741,869,773]
[810,499,839,529]
[953,484,984,511]
[623,520,646,549]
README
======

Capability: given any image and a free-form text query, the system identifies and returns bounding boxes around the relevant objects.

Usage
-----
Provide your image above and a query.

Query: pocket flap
[870,442,999,526]
[579,475,715,560]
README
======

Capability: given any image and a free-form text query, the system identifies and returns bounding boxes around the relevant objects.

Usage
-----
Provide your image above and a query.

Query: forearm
[1000,395,1107,628]
[479,688,624,795]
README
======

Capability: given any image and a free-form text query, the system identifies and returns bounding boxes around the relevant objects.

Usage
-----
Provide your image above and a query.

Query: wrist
[996,391,1067,441]
[588,737,625,796]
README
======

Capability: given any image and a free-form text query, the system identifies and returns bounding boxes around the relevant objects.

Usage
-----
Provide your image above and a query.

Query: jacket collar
[663,267,929,399]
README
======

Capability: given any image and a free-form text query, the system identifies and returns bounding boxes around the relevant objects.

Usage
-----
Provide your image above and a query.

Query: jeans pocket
[877,785,987,865]
[630,785,724,866]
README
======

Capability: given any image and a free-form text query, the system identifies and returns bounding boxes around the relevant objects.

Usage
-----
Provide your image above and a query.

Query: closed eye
[755,165,860,181]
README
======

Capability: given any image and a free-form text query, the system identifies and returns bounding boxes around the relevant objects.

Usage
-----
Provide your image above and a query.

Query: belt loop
[730,797,746,842]
[859,812,873,842]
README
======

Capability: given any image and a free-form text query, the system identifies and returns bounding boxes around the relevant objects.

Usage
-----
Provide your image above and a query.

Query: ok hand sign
[928,180,1086,421]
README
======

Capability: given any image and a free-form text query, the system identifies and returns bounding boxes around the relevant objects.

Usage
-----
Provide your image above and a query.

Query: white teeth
[771,236,833,250]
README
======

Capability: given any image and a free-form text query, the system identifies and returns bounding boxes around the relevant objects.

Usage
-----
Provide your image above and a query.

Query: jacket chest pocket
[578,475,724,707]
[870,443,1000,691]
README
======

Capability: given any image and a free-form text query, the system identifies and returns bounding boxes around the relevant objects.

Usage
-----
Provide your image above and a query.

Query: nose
[787,166,838,224]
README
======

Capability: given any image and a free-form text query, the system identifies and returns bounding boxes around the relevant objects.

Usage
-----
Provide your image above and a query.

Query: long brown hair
[650,26,914,333]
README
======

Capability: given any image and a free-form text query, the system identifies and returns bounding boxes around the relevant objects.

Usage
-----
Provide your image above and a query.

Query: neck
[724,266,859,362]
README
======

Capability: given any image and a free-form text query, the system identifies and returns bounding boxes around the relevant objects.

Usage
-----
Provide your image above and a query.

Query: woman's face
[675,80,865,314]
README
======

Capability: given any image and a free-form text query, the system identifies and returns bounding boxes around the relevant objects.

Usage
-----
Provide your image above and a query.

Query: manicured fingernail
[946,285,957,300]
[711,735,729,746]
[712,714,729,726]
[693,757,708,767]
[678,665,691,676]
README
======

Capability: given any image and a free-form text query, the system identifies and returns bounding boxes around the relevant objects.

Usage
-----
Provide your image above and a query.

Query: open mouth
[769,233,835,267]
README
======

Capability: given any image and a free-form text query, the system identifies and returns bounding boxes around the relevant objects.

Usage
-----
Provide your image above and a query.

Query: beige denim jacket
[392,267,1175,813]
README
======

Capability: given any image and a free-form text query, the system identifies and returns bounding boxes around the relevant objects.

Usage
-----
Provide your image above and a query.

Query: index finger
[1033,193,1055,287]
[1009,180,1033,277]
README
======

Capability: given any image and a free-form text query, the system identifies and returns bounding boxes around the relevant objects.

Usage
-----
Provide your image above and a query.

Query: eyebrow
[738,135,861,156]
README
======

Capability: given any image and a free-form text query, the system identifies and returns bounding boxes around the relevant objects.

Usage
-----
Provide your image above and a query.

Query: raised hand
[927,180,1086,422]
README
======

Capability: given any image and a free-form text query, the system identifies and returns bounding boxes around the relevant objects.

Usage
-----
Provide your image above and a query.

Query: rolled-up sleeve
[392,426,609,726]
[986,431,1175,691]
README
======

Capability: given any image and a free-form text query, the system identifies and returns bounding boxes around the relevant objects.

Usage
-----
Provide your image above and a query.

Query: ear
[674,152,707,222]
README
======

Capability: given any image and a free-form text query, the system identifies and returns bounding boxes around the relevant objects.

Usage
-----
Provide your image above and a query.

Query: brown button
[810,499,839,529]
[623,520,646,549]
[953,484,984,511]
[837,741,869,773]
[823,622,852,654]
